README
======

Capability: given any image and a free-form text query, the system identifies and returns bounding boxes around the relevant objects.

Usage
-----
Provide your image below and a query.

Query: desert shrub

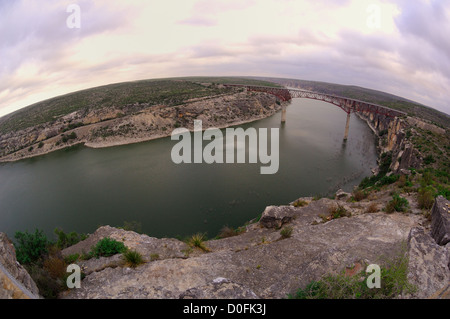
[90,237,127,258]
[54,228,87,249]
[378,174,400,186]
[123,250,144,268]
[26,265,64,299]
[43,256,67,279]
[187,233,210,252]
[423,155,435,165]
[353,189,368,201]
[365,202,379,214]
[14,230,49,265]
[150,253,159,261]
[280,226,293,239]
[293,199,308,207]
[417,187,435,209]
[385,194,409,213]
[63,253,80,264]
[329,204,350,219]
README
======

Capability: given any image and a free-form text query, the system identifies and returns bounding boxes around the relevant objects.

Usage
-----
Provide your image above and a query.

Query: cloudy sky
[1,0,449,117]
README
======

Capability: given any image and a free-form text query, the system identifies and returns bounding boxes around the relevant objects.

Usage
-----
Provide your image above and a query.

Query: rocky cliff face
[0,233,40,299]
[356,111,423,174]
[58,195,449,299]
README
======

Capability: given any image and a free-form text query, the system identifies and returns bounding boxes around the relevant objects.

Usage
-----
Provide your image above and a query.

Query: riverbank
[0,91,283,163]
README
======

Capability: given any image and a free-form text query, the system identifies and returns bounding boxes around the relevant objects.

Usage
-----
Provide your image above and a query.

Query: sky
[1,0,449,118]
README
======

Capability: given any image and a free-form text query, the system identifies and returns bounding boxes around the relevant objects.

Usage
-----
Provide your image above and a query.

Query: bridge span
[224,84,406,140]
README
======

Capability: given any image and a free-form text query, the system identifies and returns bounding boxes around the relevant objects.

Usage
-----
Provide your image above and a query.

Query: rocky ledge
[52,196,448,299]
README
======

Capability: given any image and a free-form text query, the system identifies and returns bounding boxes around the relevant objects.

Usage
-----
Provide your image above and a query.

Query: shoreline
[0,110,283,163]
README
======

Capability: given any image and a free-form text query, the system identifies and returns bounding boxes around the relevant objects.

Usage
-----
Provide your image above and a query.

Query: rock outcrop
[405,227,449,299]
[0,233,40,299]
[431,196,450,246]
[61,198,427,299]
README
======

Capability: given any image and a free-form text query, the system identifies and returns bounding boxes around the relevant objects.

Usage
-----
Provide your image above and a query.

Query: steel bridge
[224,84,406,140]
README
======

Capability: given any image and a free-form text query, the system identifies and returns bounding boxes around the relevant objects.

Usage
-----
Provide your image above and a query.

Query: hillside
[0,77,280,135]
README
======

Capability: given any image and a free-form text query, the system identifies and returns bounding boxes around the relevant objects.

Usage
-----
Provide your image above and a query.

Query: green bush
[54,228,87,249]
[385,194,409,213]
[14,230,49,265]
[423,155,435,165]
[378,174,399,186]
[90,237,126,258]
[418,187,435,209]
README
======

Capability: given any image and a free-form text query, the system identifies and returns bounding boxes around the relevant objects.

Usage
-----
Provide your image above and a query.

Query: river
[0,98,378,240]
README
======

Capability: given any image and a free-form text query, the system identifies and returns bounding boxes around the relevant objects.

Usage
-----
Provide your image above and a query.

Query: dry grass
[365,202,379,214]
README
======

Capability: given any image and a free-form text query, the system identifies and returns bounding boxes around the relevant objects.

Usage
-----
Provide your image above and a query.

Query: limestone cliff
[356,111,425,174]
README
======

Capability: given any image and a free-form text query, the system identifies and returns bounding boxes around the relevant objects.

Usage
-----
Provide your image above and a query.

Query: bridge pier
[281,105,287,123]
[343,112,351,141]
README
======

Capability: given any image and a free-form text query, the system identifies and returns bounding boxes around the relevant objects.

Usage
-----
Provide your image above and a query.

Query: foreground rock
[431,196,450,245]
[0,233,40,299]
[405,227,450,299]
[61,198,431,299]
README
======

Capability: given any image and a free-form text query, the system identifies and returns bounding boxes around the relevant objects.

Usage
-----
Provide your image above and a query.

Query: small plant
[123,250,144,268]
[64,253,80,264]
[54,228,87,249]
[280,226,293,239]
[38,142,44,148]
[423,155,435,165]
[217,226,245,239]
[365,202,379,214]
[43,256,67,279]
[150,253,159,261]
[293,199,308,207]
[352,189,368,202]
[328,204,350,219]
[187,233,210,252]
[385,193,409,213]
[417,187,435,209]
[90,237,127,258]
